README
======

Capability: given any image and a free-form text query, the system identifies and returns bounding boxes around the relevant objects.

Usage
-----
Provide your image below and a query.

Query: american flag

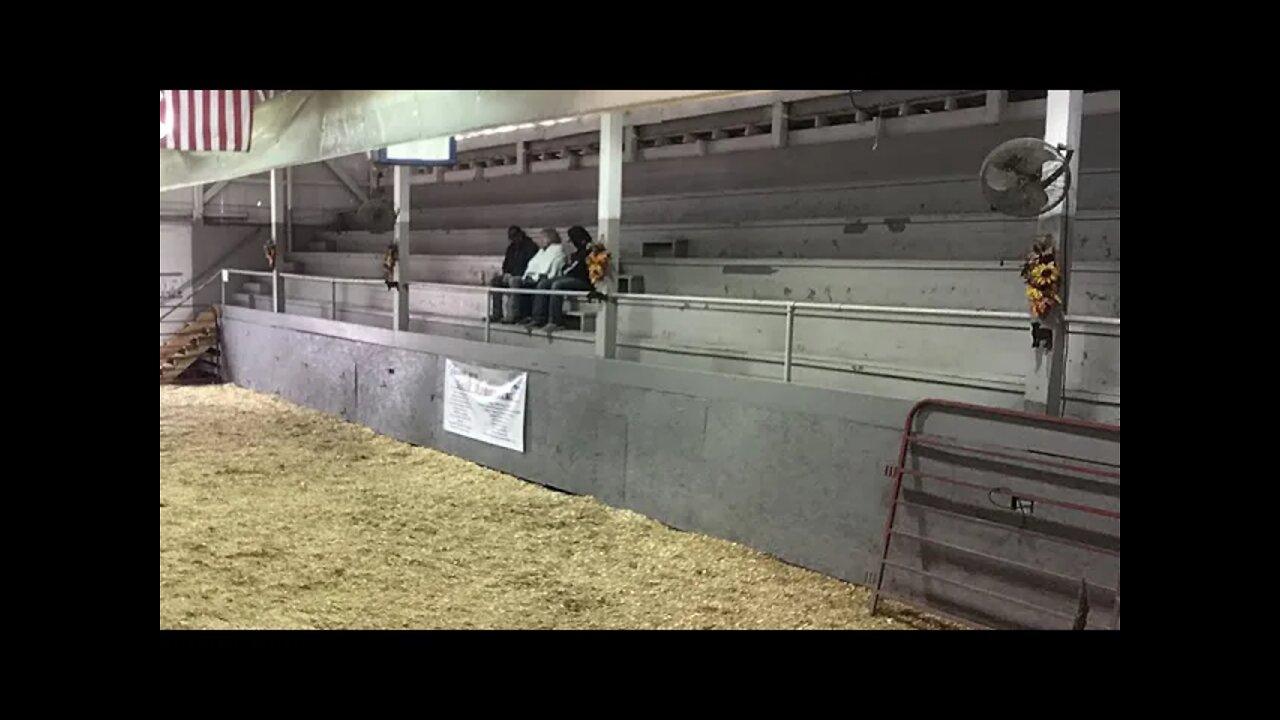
[160,90,265,152]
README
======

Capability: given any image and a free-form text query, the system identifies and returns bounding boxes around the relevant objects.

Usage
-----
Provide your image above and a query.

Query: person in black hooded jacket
[530,225,594,331]
[489,226,538,323]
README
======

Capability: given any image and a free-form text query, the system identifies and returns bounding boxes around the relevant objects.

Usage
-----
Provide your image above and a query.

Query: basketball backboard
[374,136,457,166]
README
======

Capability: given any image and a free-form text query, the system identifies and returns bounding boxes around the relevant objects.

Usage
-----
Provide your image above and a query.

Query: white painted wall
[160,222,194,344]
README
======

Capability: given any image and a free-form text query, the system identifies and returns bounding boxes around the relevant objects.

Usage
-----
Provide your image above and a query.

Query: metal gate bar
[894,466,1121,519]
[895,499,1120,558]
[908,433,1122,480]
[870,398,1121,630]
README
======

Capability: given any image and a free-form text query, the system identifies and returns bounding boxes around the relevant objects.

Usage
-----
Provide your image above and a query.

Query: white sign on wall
[443,359,527,453]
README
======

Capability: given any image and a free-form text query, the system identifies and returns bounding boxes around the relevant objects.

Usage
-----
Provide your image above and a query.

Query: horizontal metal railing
[219,268,1120,384]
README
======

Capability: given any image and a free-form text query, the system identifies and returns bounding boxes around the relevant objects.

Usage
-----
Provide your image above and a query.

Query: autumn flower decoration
[1021,237,1062,319]
[587,242,611,286]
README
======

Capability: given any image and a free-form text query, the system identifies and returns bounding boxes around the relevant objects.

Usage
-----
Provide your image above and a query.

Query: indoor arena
[160,90,1121,630]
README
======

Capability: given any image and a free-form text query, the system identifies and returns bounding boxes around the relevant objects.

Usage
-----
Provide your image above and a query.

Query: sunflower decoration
[263,242,278,271]
[382,243,400,290]
[1020,237,1062,319]
[587,242,611,286]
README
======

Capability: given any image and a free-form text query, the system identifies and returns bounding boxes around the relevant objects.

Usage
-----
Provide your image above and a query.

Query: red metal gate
[871,399,1120,630]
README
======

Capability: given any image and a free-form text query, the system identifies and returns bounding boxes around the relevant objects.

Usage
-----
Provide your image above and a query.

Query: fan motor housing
[979,138,1071,218]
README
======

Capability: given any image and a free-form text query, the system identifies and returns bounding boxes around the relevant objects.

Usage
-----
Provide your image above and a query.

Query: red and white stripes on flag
[160,90,254,153]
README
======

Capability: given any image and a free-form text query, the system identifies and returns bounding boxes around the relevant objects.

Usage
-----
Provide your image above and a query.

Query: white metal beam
[202,180,229,204]
[1024,90,1083,416]
[985,90,1007,124]
[323,159,369,204]
[160,90,755,191]
[595,112,624,359]
[285,167,294,252]
[771,101,788,148]
[393,165,411,332]
[191,184,203,222]
[270,169,285,313]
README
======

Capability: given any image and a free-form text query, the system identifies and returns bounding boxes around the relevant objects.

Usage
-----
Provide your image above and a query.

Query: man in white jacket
[511,228,567,324]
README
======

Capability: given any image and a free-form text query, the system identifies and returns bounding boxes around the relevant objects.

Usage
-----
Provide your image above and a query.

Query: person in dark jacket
[530,225,594,331]
[489,226,538,323]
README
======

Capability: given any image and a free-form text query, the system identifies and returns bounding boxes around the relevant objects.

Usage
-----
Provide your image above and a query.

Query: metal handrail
[218,268,1120,383]
[163,227,263,300]
[614,291,1119,327]
[279,272,387,286]
[159,273,221,324]
[220,267,1120,325]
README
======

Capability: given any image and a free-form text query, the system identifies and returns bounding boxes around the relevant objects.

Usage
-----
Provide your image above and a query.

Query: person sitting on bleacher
[489,226,538,324]
[530,226,593,332]
[514,228,567,324]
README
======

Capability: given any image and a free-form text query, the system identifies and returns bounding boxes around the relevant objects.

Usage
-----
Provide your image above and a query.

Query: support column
[192,184,203,223]
[771,101,788,148]
[285,166,294,254]
[595,111,624,359]
[623,125,638,163]
[392,165,411,331]
[1023,90,1082,416]
[270,168,285,313]
[985,90,1008,124]
[516,141,530,174]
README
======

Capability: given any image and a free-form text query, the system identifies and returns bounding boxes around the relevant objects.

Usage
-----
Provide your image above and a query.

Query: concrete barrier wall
[222,305,918,583]
[220,306,1121,627]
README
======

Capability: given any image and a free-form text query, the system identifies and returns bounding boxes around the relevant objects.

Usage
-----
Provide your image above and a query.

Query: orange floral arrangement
[382,244,400,290]
[1021,237,1062,319]
[587,243,611,286]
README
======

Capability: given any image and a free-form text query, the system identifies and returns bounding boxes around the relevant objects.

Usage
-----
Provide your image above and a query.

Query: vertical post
[771,101,788,148]
[1023,90,1083,416]
[392,165,411,331]
[270,169,285,313]
[783,302,796,382]
[192,184,204,223]
[220,269,227,307]
[516,141,529,175]
[985,90,1008,125]
[285,166,294,254]
[595,112,624,359]
[623,125,638,163]
[484,296,492,343]
[330,279,337,321]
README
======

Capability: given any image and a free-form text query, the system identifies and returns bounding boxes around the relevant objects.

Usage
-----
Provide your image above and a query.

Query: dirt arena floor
[160,384,950,630]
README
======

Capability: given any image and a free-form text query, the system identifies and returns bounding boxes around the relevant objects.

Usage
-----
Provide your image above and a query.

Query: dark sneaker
[545,324,565,334]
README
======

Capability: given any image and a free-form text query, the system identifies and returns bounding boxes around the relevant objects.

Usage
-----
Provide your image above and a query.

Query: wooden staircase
[160,307,221,385]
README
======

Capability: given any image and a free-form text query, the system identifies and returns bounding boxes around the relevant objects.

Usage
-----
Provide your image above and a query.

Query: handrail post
[783,302,796,382]
[220,269,226,308]
[484,288,492,343]
[330,279,337,321]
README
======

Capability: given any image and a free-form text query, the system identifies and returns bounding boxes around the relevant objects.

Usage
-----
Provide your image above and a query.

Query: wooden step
[159,307,220,385]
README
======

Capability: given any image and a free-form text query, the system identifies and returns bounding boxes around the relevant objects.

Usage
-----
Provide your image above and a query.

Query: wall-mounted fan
[979,138,1074,218]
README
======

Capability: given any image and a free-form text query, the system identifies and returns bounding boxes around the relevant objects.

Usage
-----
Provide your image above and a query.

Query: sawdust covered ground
[160,384,951,630]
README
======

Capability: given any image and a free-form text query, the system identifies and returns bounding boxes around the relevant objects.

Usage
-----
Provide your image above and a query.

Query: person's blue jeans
[532,276,592,326]
[488,273,519,321]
